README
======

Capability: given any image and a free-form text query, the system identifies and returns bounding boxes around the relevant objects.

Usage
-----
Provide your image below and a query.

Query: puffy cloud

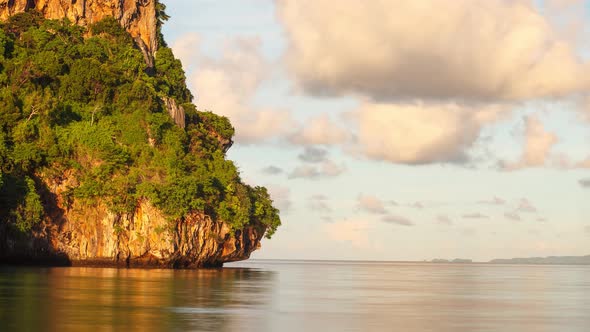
[503,116,558,170]
[309,194,332,213]
[321,161,346,176]
[517,199,538,213]
[170,33,200,69]
[298,147,328,163]
[266,185,292,213]
[357,194,387,215]
[462,213,490,219]
[261,166,283,175]
[505,212,522,221]
[479,197,506,205]
[542,0,590,47]
[461,228,478,236]
[323,220,370,248]
[174,35,296,143]
[577,158,590,168]
[437,215,453,225]
[382,215,414,227]
[288,160,345,180]
[411,202,425,210]
[321,216,334,223]
[576,96,590,121]
[579,179,590,188]
[288,165,320,179]
[353,102,508,164]
[278,0,590,102]
[288,114,351,146]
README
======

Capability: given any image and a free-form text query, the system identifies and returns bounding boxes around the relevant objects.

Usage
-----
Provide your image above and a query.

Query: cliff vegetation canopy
[0,11,280,237]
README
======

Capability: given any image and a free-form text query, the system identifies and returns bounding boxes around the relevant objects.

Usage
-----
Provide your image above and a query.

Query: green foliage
[251,186,281,238]
[155,0,170,47]
[193,109,235,141]
[12,177,43,232]
[154,47,192,102]
[0,175,43,232]
[90,17,132,42]
[2,11,44,38]
[0,12,281,238]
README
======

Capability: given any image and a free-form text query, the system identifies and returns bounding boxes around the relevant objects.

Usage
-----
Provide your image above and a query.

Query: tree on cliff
[0,12,280,238]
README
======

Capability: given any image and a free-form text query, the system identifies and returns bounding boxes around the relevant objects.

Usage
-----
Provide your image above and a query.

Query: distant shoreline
[239,255,590,266]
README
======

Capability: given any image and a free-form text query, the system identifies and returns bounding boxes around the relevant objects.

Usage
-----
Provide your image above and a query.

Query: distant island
[430,258,473,264]
[428,255,590,265]
[488,255,590,265]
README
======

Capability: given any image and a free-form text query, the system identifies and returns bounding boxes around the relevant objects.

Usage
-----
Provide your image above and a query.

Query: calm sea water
[0,260,589,331]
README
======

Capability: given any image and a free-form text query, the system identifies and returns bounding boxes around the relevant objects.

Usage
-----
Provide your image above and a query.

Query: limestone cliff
[0,173,266,268]
[0,0,158,55]
[0,3,279,268]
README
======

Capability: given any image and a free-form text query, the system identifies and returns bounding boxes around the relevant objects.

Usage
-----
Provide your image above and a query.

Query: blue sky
[162,0,590,261]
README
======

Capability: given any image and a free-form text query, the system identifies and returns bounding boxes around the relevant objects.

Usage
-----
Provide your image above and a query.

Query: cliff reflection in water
[0,267,276,332]
[1,261,589,331]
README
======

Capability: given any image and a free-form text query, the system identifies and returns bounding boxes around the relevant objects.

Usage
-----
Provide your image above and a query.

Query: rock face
[162,97,186,129]
[0,175,265,268]
[0,0,158,55]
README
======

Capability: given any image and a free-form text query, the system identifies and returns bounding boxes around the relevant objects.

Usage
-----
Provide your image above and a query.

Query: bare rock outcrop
[162,97,186,129]
[0,174,265,268]
[0,0,158,55]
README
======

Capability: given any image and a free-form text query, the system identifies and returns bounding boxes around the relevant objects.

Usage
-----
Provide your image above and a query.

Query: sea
[0,260,589,331]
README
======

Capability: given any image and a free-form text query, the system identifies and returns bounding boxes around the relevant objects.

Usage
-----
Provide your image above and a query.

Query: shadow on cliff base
[0,175,71,267]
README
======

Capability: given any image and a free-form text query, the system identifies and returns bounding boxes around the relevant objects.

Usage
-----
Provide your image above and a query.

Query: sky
[161,0,590,262]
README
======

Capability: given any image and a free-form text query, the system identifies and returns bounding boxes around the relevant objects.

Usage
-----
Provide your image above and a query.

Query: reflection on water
[0,261,589,331]
[0,267,275,332]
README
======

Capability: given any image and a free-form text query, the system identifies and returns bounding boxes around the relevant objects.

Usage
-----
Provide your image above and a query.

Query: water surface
[0,260,589,331]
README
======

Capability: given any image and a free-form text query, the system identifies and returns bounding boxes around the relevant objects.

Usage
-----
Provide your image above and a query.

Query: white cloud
[309,194,332,213]
[479,197,506,205]
[503,116,558,170]
[463,213,490,219]
[505,212,522,221]
[323,220,371,248]
[577,158,590,168]
[382,215,414,226]
[321,160,346,177]
[288,160,345,180]
[437,215,453,225]
[298,147,328,163]
[261,166,283,175]
[266,185,292,213]
[173,35,296,143]
[288,114,351,146]
[278,0,590,102]
[542,0,589,48]
[411,202,425,210]
[517,198,538,213]
[357,194,387,215]
[353,102,508,164]
[171,33,201,69]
